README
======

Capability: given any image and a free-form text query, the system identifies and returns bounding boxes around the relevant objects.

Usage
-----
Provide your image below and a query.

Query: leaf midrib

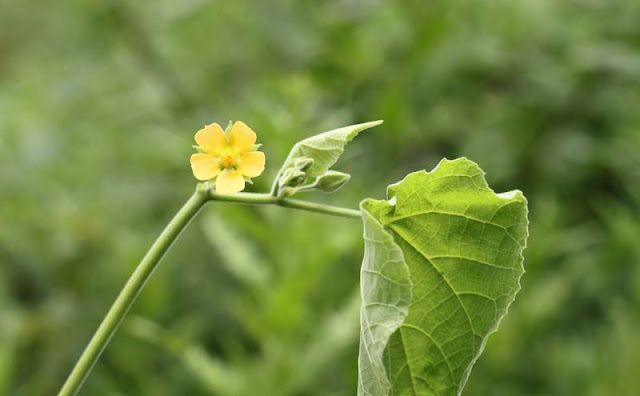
[388,223,479,395]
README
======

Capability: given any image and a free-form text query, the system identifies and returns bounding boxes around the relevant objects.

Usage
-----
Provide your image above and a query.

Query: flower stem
[207,191,362,219]
[58,187,208,396]
[59,184,361,395]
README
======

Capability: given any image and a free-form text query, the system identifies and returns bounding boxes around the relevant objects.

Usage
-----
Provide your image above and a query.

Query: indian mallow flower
[190,121,265,193]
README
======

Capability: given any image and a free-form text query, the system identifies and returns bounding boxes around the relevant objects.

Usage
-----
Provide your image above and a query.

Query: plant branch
[207,190,362,219]
[58,184,361,395]
[58,187,208,396]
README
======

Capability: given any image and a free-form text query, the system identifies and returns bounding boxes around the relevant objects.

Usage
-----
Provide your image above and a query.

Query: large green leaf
[358,206,413,395]
[358,158,529,396]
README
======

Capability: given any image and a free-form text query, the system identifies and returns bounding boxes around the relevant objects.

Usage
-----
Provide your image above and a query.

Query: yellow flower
[190,121,266,194]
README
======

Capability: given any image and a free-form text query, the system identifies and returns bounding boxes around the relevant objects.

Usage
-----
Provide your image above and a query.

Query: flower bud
[279,168,307,189]
[315,171,351,193]
[294,157,315,172]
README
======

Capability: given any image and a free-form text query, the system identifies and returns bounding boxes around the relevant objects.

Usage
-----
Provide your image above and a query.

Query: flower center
[220,154,237,169]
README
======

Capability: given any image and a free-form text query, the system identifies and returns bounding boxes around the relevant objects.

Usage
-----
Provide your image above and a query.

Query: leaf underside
[284,120,383,177]
[358,158,529,396]
[273,120,383,196]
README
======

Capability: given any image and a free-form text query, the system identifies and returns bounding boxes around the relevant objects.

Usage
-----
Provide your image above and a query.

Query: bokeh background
[2,1,640,395]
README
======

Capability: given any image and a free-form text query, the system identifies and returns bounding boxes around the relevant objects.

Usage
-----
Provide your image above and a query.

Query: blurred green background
[2,0,640,395]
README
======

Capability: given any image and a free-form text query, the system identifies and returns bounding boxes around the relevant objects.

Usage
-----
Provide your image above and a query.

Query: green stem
[58,188,208,396]
[207,191,362,219]
[59,185,361,395]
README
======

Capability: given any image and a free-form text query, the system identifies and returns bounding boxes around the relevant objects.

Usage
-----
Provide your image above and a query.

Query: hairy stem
[59,184,360,395]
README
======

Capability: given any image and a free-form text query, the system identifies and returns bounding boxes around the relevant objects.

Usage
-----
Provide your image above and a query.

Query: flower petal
[190,153,221,181]
[195,123,227,154]
[238,151,266,178]
[229,121,257,154]
[216,168,245,194]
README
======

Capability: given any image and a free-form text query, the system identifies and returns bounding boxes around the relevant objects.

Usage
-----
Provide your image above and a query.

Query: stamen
[220,154,237,168]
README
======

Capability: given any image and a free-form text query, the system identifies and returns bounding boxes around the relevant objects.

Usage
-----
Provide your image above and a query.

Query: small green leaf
[273,120,382,197]
[358,158,529,396]
[283,120,382,177]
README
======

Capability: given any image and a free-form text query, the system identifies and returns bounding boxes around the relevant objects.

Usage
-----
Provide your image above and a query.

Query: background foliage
[1,0,640,395]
